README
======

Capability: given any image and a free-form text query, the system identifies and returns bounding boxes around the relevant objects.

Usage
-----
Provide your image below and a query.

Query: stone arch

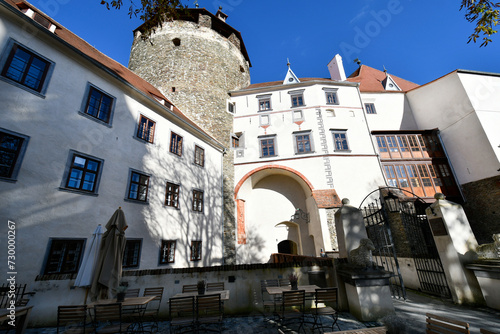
[234,165,314,200]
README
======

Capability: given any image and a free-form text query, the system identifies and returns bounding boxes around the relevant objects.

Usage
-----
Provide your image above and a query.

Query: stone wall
[461,175,500,244]
[128,17,251,264]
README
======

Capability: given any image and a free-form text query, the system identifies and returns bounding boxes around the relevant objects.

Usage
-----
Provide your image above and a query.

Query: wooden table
[325,326,387,334]
[266,285,320,295]
[0,306,33,334]
[173,290,230,301]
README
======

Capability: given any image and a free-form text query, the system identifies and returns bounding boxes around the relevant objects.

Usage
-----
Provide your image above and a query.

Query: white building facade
[0,0,225,283]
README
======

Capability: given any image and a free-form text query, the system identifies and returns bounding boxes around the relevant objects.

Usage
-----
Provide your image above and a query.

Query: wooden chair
[142,287,164,331]
[278,290,305,333]
[124,288,140,298]
[93,303,132,334]
[206,282,225,291]
[197,294,223,333]
[311,288,340,332]
[169,296,196,334]
[426,313,470,334]
[278,278,290,287]
[182,284,198,293]
[260,280,278,314]
[57,305,88,334]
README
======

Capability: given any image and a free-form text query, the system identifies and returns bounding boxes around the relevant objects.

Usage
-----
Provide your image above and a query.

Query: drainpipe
[355,87,388,187]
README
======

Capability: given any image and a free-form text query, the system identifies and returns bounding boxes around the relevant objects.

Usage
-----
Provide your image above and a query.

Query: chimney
[327,54,346,81]
[216,7,228,22]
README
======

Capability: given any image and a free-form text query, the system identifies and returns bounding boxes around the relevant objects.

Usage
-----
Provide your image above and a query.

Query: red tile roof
[346,65,419,92]
[3,0,218,145]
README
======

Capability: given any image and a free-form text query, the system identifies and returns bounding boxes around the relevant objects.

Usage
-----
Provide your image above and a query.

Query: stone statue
[348,238,376,268]
[475,233,500,259]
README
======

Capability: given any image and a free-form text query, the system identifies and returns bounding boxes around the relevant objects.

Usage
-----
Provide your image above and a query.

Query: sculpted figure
[348,238,376,268]
[475,233,500,259]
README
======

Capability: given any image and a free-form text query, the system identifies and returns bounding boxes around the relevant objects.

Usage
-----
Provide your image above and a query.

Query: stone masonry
[128,11,251,264]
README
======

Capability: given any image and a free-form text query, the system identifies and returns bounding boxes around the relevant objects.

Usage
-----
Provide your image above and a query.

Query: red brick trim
[234,165,314,199]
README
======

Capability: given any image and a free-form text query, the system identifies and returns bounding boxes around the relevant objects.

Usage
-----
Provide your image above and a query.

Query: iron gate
[360,188,451,300]
[399,200,451,298]
[362,199,406,299]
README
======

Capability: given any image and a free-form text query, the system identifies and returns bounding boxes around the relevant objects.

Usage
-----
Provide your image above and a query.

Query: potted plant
[289,273,298,290]
[116,281,128,302]
[197,280,206,295]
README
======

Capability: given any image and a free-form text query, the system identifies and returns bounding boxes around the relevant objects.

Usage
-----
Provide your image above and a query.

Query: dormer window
[20,7,57,32]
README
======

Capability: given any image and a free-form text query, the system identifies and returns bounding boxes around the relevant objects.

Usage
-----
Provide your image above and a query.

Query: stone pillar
[335,198,395,320]
[425,193,486,305]
[334,198,368,258]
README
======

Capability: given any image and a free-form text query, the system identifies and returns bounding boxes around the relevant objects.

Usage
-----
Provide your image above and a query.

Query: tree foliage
[100,0,190,37]
[102,1,500,46]
[460,0,500,46]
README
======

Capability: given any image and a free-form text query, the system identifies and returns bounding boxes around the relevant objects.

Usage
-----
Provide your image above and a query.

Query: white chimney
[327,54,346,81]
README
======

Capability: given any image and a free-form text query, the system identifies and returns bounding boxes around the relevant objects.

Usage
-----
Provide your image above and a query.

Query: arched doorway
[277,240,298,255]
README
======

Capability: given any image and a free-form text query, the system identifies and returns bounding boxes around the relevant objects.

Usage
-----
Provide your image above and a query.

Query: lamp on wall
[383,192,399,213]
[291,208,310,223]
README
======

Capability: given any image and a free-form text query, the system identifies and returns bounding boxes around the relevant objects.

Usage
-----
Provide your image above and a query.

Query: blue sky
[30,0,500,85]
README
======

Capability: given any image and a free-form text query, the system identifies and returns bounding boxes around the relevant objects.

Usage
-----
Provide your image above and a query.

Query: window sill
[164,204,180,210]
[326,102,340,106]
[258,109,273,112]
[0,176,18,183]
[260,155,278,159]
[59,187,98,196]
[295,151,315,155]
[0,76,47,98]
[133,135,154,145]
[291,105,306,108]
[334,150,352,153]
[78,111,113,128]
[124,198,149,205]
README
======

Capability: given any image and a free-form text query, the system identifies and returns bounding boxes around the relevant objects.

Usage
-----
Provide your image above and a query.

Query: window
[190,241,202,261]
[170,132,183,156]
[137,115,155,143]
[1,43,51,93]
[192,189,204,212]
[84,86,114,123]
[365,103,376,114]
[44,239,84,275]
[165,182,180,208]
[0,129,29,180]
[232,135,240,148]
[228,102,236,113]
[260,136,276,157]
[127,171,149,202]
[123,239,141,268]
[332,131,349,151]
[194,145,205,167]
[384,165,398,187]
[294,132,312,154]
[376,136,388,153]
[325,91,339,105]
[395,165,409,188]
[159,240,176,264]
[64,153,102,193]
[291,94,304,107]
[258,96,271,111]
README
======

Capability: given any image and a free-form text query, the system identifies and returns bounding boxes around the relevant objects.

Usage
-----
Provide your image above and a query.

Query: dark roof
[133,7,251,66]
[246,77,333,89]
[2,0,220,147]
[346,65,419,92]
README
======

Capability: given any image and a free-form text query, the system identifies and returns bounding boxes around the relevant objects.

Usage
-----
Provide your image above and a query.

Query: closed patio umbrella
[75,224,103,287]
[90,207,128,301]
[74,224,103,303]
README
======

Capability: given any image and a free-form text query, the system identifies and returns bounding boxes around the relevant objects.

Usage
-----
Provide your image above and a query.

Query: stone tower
[128,8,251,264]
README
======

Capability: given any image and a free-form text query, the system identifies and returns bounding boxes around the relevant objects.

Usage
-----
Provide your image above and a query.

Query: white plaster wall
[361,92,418,131]
[407,72,499,184]
[0,10,224,284]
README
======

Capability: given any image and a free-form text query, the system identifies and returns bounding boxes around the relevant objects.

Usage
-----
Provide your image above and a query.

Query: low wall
[27,260,335,327]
